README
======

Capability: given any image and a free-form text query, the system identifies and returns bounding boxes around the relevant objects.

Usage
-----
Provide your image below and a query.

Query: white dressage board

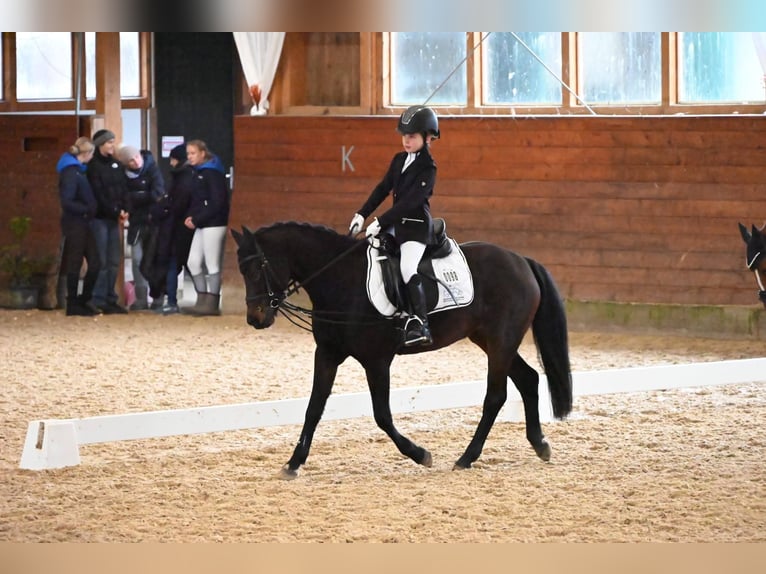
[19,358,766,470]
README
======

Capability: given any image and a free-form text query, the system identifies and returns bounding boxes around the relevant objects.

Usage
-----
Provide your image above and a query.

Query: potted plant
[0,216,53,309]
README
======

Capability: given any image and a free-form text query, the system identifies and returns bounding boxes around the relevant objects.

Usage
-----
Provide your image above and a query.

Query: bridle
[745,250,766,303]
[238,234,384,331]
[239,242,288,311]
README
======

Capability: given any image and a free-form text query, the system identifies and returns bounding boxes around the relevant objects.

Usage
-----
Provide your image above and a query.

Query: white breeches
[187,225,227,275]
[399,240,426,283]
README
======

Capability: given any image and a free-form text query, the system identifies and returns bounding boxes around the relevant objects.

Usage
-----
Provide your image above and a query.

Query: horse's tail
[525,257,573,419]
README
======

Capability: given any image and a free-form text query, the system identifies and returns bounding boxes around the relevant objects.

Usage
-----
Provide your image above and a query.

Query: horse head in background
[738,222,766,308]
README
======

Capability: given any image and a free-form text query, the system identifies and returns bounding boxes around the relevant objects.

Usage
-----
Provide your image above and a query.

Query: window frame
[0,32,151,113]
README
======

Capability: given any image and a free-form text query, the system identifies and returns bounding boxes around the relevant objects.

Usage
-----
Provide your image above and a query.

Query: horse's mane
[255,220,358,248]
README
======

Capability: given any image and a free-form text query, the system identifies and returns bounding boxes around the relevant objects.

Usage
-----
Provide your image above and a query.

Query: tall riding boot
[182,273,208,314]
[66,272,97,316]
[131,285,149,311]
[404,274,432,347]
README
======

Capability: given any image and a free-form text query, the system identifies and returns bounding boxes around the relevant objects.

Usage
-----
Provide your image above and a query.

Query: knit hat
[116,145,140,164]
[92,129,116,147]
[169,143,187,163]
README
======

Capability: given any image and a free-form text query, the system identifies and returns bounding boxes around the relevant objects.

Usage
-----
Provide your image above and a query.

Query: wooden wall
[0,115,81,262]
[228,114,766,308]
[2,114,763,312]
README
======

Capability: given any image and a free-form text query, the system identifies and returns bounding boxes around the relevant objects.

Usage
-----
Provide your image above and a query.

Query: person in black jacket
[182,139,230,316]
[348,105,440,347]
[116,145,165,311]
[140,143,195,315]
[87,129,129,314]
[57,137,102,316]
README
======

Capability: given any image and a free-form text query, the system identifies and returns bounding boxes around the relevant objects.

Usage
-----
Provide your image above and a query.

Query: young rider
[348,105,440,347]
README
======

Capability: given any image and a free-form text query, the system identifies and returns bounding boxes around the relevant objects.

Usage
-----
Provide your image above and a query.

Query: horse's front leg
[364,359,432,468]
[281,345,343,479]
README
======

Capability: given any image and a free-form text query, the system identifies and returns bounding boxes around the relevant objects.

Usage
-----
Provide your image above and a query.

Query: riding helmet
[397,105,440,139]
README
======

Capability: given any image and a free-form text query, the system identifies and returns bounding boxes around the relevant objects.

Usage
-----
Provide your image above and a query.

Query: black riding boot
[404,274,432,347]
[66,272,98,316]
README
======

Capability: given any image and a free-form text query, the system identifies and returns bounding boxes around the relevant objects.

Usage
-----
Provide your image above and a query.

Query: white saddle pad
[366,238,474,317]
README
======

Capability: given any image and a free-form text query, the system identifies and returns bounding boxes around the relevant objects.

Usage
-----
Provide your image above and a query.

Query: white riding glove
[349,213,364,235]
[365,218,381,238]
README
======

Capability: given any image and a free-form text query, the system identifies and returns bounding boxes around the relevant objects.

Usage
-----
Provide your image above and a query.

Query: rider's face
[401,133,425,153]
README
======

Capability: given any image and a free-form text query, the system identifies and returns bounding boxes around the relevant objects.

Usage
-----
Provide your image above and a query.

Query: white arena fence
[19,358,766,470]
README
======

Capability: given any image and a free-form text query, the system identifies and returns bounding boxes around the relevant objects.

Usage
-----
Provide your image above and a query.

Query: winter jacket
[87,148,128,221]
[57,153,97,225]
[187,155,229,229]
[124,150,165,243]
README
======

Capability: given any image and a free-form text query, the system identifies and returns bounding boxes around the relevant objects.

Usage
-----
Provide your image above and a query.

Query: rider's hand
[349,213,364,235]
[365,218,381,238]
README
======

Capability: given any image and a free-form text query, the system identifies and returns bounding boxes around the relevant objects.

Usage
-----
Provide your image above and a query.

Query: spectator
[56,137,102,316]
[140,143,195,315]
[87,129,129,314]
[183,139,229,316]
[116,144,165,311]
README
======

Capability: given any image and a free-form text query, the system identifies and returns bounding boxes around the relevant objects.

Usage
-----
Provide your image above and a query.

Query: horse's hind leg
[509,354,551,461]
[364,359,432,467]
[454,355,509,470]
[281,345,342,479]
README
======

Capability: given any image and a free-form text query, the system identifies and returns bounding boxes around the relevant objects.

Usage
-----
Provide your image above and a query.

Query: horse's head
[231,226,286,329]
[738,222,766,308]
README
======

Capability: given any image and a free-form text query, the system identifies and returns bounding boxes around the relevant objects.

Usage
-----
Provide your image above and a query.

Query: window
[484,32,562,105]
[390,32,467,105]
[578,33,661,105]
[381,32,766,114]
[85,32,141,99]
[679,32,764,103]
[16,32,72,100]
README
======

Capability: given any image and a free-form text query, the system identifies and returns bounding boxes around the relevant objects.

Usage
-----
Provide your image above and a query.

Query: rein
[240,235,386,331]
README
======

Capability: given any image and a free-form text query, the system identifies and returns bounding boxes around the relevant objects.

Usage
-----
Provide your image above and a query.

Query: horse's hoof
[534,441,552,462]
[452,461,471,470]
[420,450,433,468]
[278,465,299,480]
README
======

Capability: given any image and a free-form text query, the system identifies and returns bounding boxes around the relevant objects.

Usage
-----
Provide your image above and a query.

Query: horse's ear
[739,223,752,243]
[231,228,243,245]
[753,224,762,239]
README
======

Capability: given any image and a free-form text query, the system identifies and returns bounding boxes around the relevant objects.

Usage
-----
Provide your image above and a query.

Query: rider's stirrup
[403,315,432,346]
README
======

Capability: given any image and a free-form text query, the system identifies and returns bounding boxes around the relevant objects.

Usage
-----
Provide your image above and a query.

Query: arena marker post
[20,420,80,470]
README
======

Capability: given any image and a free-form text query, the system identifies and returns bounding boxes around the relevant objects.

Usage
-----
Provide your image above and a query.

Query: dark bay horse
[232,222,572,479]
[738,222,766,308]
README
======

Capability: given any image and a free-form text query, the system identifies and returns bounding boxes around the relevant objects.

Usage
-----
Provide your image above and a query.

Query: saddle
[365,218,474,317]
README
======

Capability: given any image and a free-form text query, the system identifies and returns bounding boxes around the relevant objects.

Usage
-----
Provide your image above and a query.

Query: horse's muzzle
[247,309,275,329]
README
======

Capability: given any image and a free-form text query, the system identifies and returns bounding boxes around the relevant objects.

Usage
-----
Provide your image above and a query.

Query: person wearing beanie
[168,143,187,164]
[87,128,129,314]
[57,136,102,316]
[92,129,116,148]
[182,139,230,316]
[146,142,195,315]
[117,144,165,311]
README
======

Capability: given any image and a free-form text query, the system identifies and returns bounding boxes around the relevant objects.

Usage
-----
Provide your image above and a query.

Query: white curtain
[233,32,286,116]
[752,33,766,94]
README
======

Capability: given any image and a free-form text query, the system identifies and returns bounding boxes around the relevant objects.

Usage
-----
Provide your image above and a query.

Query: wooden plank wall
[229,115,766,308]
[0,115,80,260]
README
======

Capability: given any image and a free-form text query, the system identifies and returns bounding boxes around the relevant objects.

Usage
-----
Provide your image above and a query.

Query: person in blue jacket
[182,139,229,316]
[57,137,102,316]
